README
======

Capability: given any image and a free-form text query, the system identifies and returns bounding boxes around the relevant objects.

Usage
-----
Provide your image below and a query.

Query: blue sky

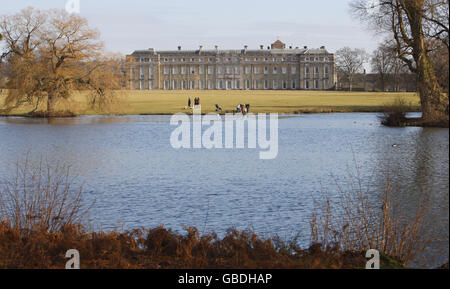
[1,0,383,55]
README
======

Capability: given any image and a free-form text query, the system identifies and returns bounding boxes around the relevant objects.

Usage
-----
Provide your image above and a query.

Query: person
[197,97,201,106]
[246,104,250,113]
[188,97,192,108]
[236,104,241,113]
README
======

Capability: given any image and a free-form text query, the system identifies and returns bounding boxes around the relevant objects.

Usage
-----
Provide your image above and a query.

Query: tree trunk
[47,93,56,117]
[404,1,449,126]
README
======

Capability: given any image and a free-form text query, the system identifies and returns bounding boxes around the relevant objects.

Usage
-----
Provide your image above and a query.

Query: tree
[0,7,122,117]
[336,47,369,91]
[371,44,393,91]
[351,0,449,126]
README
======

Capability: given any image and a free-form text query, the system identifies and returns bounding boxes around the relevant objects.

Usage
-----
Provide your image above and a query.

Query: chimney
[244,45,248,54]
[215,45,219,51]
[260,45,264,50]
[178,46,182,51]
[199,45,203,53]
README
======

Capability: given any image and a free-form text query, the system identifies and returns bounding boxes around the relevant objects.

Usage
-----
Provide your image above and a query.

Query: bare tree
[371,44,393,91]
[0,7,122,117]
[336,47,369,91]
[351,0,449,126]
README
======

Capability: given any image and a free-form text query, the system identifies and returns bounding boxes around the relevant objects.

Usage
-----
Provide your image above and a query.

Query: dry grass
[0,89,421,115]
[311,161,430,267]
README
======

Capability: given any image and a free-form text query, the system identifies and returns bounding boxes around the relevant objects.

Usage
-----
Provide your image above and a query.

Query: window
[163,67,169,75]
[291,67,297,74]
[236,80,240,89]
[164,58,169,62]
[172,67,178,74]
[191,58,195,62]
[254,67,260,74]
[208,66,213,75]
[140,67,145,79]
[314,80,319,89]
[314,66,319,75]
[149,67,154,78]
[190,80,195,90]
[199,66,205,75]
[182,80,187,90]
[226,66,232,74]
[217,67,223,75]
[282,67,287,74]
[172,80,177,90]
[181,67,187,74]
[245,66,251,74]
[149,80,153,90]
[254,80,259,89]
[264,80,269,89]
[199,80,204,90]
[292,80,297,89]
[207,80,213,90]
[264,67,269,74]
[235,66,240,74]
[324,66,329,75]
[217,80,224,89]
[305,66,310,75]
[282,80,287,89]
[273,67,278,74]
[191,67,196,74]
[305,80,310,89]
[226,80,232,90]
[140,81,144,90]
[164,80,169,90]
[273,80,278,89]
[323,80,328,90]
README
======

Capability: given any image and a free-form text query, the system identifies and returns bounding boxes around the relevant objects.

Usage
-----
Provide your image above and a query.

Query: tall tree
[351,0,449,126]
[0,7,122,117]
[336,47,369,91]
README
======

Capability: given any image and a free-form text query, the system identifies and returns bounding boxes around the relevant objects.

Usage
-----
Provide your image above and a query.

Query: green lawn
[0,90,421,115]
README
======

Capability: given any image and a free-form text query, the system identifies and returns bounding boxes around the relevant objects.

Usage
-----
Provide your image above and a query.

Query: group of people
[236,104,250,114]
[187,97,200,109]
[186,97,250,114]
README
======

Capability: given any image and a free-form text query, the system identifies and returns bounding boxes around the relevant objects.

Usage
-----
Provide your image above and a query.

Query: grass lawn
[0,90,421,115]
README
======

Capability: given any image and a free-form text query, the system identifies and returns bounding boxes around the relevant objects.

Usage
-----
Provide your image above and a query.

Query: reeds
[0,158,86,235]
[310,162,430,266]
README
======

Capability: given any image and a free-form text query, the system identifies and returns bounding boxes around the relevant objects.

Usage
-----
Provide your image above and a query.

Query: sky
[1,0,384,56]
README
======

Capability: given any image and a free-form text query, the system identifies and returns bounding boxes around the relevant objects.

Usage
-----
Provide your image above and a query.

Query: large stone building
[125,40,337,90]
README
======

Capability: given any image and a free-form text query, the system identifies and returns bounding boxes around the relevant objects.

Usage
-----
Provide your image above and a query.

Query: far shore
[0,90,421,116]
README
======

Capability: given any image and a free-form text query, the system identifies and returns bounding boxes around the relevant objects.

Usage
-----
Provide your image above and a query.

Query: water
[0,113,448,267]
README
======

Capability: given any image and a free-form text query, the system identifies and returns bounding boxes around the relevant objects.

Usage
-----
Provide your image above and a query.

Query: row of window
[137,79,329,90]
[135,66,329,78]
[137,56,331,63]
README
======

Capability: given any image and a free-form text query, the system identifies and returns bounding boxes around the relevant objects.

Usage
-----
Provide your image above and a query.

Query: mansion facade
[126,40,337,90]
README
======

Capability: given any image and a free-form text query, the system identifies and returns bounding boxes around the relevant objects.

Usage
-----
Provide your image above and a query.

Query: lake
[0,113,448,267]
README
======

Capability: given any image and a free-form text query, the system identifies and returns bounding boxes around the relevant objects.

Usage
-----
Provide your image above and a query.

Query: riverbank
[0,223,406,269]
[0,90,420,116]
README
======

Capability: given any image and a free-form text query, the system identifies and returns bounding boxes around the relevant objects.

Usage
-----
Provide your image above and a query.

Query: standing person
[188,97,192,108]
[197,97,200,106]
[246,104,250,113]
